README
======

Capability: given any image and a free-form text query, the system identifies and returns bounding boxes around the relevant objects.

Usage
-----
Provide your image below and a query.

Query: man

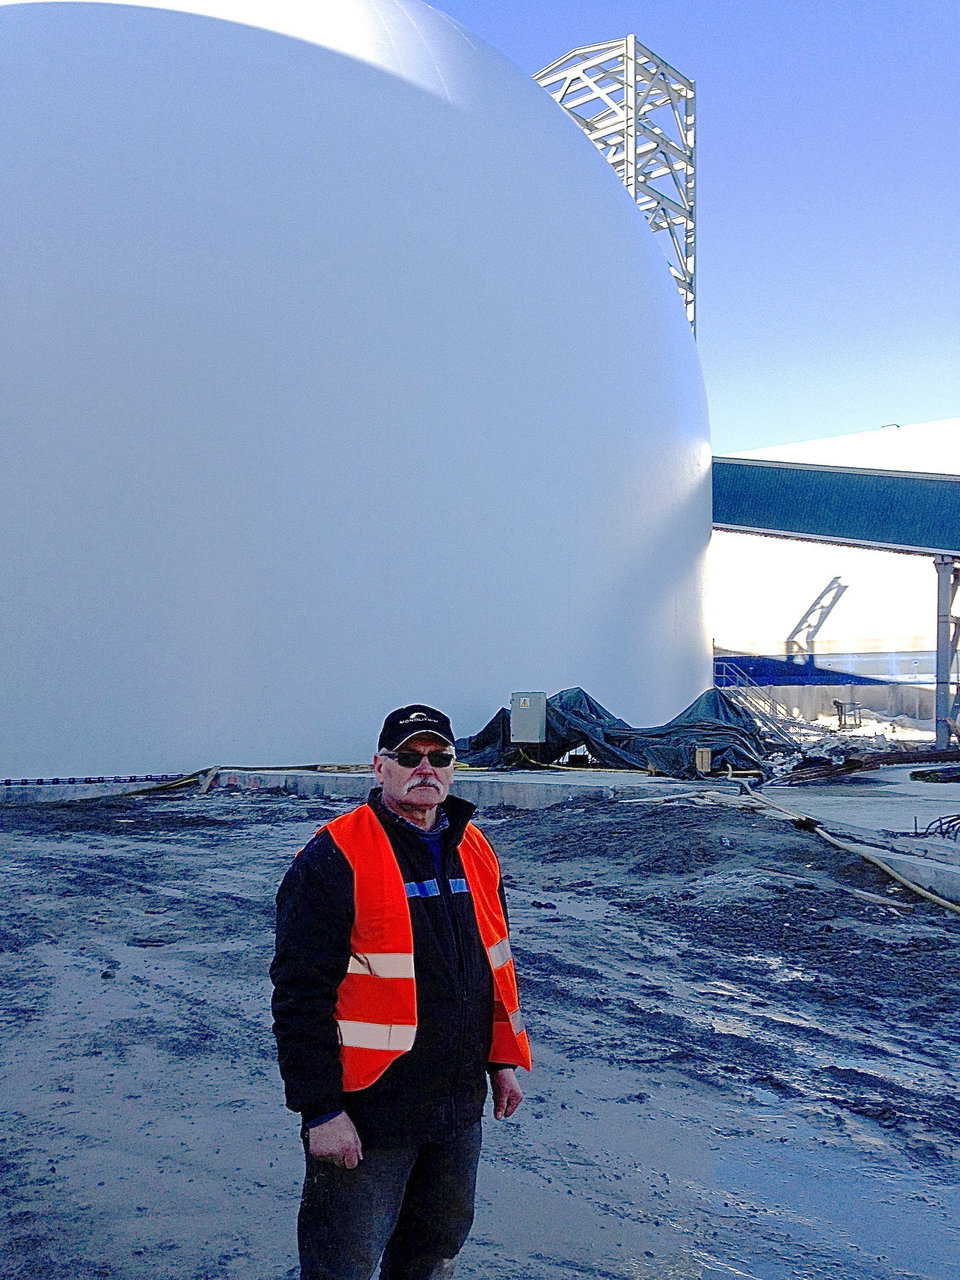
[271,704,531,1280]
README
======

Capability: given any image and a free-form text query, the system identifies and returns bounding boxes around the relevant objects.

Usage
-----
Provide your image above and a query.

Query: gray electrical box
[510,691,547,743]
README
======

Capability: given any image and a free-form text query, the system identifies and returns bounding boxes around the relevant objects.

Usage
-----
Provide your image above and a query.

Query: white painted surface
[733,417,960,473]
[0,0,710,774]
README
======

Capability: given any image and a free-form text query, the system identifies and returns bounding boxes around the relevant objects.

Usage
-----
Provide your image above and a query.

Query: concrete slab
[861,846,960,905]
[772,811,960,906]
[750,766,960,908]
[205,767,710,810]
[0,777,187,804]
[768,763,960,835]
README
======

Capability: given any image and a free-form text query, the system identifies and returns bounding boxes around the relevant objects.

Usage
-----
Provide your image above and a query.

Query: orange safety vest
[321,804,532,1091]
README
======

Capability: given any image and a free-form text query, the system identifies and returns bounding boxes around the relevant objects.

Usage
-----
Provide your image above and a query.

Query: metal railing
[714,661,803,750]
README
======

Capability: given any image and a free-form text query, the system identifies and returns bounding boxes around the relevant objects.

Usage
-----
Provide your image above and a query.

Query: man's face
[374,734,455,813]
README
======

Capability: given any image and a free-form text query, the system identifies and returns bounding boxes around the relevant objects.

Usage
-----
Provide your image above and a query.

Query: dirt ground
[1,791,958,1280]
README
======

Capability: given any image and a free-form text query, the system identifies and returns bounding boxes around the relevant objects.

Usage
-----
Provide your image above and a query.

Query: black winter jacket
[270,789,513,1146]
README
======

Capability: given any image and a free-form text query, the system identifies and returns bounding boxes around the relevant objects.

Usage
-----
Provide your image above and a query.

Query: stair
[714,661,804,750]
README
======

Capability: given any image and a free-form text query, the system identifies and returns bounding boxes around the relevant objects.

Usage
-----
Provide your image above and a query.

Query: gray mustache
[403,778,442,794]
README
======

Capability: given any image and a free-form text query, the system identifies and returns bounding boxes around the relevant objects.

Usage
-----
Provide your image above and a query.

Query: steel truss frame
[786,576,849,662]
[534,36,696,331]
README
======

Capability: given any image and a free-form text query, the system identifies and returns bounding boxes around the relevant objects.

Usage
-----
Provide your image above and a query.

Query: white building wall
[0,0,711,774]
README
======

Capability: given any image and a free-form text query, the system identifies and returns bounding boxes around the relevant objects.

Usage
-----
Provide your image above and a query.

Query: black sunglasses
[381,748,455,768]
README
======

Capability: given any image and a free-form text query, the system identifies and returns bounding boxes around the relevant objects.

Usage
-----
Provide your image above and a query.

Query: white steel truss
[534,36,696,331]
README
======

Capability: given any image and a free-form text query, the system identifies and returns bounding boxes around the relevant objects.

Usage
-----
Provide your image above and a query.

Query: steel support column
[934,555,960,747]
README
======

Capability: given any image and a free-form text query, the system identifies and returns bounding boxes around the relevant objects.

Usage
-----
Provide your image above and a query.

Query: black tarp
[455,687,770,779]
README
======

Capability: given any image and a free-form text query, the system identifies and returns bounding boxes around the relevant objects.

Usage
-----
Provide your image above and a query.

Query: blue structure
[712,458,960,557]
[714,655,884,688]
[712,457,960,746]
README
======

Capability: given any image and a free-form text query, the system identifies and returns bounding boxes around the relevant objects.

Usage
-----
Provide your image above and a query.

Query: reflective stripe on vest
[323,804,531,1091]
[458,824,532,1073]
[325,806,416,1091]
[347,952,416,979]
[404,878,440,898]
[337,1020,417,1051]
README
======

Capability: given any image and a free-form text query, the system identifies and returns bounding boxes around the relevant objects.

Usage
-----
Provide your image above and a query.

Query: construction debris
[775,746,960,785]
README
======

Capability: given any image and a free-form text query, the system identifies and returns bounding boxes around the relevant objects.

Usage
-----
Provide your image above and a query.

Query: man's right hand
[307,1113,363,1169]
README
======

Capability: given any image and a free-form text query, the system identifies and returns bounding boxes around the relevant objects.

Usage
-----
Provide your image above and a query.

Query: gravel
[1,792,957,1279]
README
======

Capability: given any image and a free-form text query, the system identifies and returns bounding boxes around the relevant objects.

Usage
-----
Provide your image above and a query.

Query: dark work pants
[297,1122,482,1280]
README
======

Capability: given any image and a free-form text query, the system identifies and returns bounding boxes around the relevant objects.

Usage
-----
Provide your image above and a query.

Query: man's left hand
[490,1067,523,1119]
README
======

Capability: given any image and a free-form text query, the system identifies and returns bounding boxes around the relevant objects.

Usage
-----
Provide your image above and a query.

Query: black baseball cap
[378,705,455,752]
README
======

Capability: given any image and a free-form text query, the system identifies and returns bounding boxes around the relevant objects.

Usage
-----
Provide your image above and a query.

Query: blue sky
[432,1,959,452]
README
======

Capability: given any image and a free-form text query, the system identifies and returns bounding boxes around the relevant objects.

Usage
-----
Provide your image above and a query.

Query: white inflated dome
[0,0,711,774]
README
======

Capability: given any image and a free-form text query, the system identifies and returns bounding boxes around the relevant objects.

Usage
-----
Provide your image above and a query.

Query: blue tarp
[715,655,885,687]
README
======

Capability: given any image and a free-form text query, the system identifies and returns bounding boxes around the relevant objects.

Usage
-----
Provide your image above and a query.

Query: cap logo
[403,712,431,723]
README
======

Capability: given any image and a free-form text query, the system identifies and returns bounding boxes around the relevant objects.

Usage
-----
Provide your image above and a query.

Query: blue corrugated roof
[712,458,960,556]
